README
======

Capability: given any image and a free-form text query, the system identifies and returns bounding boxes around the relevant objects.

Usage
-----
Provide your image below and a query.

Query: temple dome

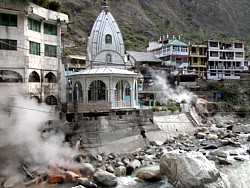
[87,3,125,69]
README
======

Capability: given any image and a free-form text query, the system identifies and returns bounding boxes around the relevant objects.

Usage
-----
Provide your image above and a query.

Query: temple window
[105,34,112,44]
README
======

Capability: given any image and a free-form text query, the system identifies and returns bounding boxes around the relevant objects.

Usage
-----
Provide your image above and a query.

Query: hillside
[59,0,250,55]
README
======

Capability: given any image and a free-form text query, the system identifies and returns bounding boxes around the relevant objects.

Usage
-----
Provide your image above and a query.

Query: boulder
[232,124,250,133]
[76,177,97,188]
[209,150,228,158]
[160,151,224,188]
[126,159,141,175]
[47,174,65,184]
[3,175,24,188]
[135,170,162,182]
[80,163,96,178]
[217,157,232,165]
[93,169,117,187]
[115,166,126,177]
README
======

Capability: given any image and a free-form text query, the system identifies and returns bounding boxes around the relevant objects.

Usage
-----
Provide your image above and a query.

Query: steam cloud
[154,74,195,103]
[0,95,77,176]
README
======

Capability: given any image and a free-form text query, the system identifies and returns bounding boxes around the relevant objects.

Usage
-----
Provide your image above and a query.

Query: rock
[93,169,118,187]
[71,185,85,188]
[209,150,228,158]
[135,170,162,182]
[3,175,24,188]
[232,124,250,133]
[76,177,97,188]
[47,174,65,184]
[246,147,250,155]
[234,156,247,161]
[80,163,96,178]
[115,166,126,177]
[126,159,141,175]
[203,144,218,150]
[160,151,223,188]
[106,165,114,173]
[197,132,206,139]
[201,139,223,148]
[66,170,80,181]
[217,157,232,165]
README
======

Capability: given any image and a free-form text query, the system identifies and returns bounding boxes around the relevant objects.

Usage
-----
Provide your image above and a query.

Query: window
[210,71,216,76]
[181,47,187,52]
[235,52,243,58]
[105,34,112,44]
[210,51,218,57]
[173,46,180,52]
[0,39,17,50]
[0,13,17,27]
[28,18,41,32]
[45,44,57,57]
[106,54,111,62]
[209,42,218,47]
[29,41,40,55]
[235,43,243,48]
[44,23,57,35]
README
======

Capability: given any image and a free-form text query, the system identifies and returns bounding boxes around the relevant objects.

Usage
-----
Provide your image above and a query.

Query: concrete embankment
[68,111,197,154]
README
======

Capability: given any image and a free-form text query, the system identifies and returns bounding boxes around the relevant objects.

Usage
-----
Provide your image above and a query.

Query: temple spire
[102,0,109,11]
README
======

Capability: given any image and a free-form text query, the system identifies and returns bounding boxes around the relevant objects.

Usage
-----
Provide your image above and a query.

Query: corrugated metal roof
[165,40,188,46]
[126,51,163,62]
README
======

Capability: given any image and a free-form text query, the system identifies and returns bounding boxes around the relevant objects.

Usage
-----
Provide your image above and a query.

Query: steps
[185,112,199,127]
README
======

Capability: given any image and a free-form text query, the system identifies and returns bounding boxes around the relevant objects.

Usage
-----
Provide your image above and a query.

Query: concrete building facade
[147,36,189,76]
[189,44,208,79]
[0,1,68,104]
[206,40,245,80]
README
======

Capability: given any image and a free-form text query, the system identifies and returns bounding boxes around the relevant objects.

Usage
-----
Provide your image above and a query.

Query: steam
[0,96,77,176]
[153,74,195,104]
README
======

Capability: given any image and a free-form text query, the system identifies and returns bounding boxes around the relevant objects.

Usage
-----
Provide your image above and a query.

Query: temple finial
[102,0,109,11]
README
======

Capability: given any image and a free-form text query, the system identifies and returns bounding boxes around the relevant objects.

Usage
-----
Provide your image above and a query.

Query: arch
[88,80,107,102]
[0,70,23,82]
[45,95,58,105]
[115,80,131,101]
[105,34,112,44]
[45,72,57,83]
[73,81,83,102]
[30,96,41,103]
[29,71,40,82]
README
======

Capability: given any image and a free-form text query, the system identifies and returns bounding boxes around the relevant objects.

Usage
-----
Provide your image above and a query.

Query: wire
[1,104,54,114]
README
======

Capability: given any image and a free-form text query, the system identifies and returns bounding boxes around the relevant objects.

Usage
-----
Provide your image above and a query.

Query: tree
[47,1,61,11]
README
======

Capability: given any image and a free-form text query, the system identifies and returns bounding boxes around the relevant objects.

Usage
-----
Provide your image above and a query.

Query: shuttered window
[28,18,41,32]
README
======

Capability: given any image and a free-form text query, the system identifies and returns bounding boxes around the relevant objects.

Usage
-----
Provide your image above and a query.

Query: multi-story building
[205,40,245,80]
[147,36,189,75]
[189,44,208,79]
[0,1,68,104]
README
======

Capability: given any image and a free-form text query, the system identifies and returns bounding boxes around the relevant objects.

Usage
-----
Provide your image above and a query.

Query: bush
[152,106,160,112]
[236,106,250,118]
[168,105,180,112]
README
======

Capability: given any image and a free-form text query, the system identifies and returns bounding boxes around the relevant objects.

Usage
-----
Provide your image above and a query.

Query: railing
[112,100,131,109]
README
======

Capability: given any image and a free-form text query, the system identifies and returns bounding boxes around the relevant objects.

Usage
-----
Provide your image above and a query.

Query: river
[33,142,250,188]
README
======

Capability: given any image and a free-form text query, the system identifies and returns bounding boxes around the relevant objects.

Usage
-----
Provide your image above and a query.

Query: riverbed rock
[114,166,126,177]
[126,159,141,175]
[232,124,250,133]
[76,177,97,188]
[209,150,227,158]
[217,157,232,165]
[47,174,65,184]
[93,169,117,187]
[3,175,24,188]
[80,163,96,178]
[135,170,162,182]
[160,150,223,188]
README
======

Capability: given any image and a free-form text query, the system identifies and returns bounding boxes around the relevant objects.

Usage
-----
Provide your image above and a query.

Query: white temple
[66,0,140,113]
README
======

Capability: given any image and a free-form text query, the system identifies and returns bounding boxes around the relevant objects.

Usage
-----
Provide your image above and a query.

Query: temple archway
[73,82,83,102]
[88,80,107,102]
